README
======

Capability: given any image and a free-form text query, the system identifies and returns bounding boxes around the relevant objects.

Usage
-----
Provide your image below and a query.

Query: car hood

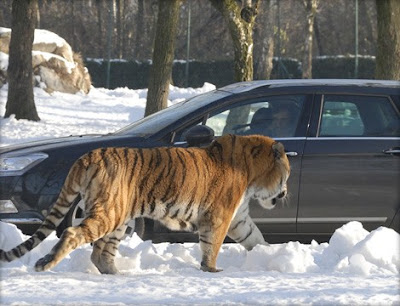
[0,134,146,155]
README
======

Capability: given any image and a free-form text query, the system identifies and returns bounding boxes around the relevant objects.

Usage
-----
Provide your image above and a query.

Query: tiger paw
[34,254,54,272]
[97,264,119,275]
[200,264,222,273]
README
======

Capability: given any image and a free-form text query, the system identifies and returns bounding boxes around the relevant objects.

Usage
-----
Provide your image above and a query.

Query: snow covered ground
[0,84,399,305]
[1,221,399,305]
[0,83,215,146]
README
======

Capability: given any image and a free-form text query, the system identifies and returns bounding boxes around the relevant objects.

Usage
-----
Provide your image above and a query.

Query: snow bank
[1,221,399,305]
[1,221,399,276]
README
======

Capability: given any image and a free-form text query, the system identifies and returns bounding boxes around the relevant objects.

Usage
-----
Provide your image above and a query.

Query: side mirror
[185,125,215,147]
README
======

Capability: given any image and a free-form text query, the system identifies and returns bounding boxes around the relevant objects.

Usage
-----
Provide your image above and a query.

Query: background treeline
[0,0,378,88]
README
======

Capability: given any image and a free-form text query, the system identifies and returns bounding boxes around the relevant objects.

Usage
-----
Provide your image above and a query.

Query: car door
[297,94,400,235]
[175,93,313,237]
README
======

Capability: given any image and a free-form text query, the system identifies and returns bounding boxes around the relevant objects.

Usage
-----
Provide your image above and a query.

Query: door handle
[285,151,298,157]
[383,147,400,155]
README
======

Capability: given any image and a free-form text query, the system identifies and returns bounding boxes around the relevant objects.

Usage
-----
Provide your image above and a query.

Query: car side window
[319,95,400,137]
[206,95,305,138]
[175,95,306,142]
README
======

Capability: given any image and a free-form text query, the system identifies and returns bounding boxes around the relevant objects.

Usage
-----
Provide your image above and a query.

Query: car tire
[56,198,145,239]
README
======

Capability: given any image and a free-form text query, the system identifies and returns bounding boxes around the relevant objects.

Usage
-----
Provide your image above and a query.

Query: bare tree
[116,0,124,59]
[254,0,276,80]
[145,0,181,116]
[375,0,400,80]
[95,0,105,58]
[302,0,318,79]
[134,0,145,58]
[210,0,260,82]
[5,0,40,121]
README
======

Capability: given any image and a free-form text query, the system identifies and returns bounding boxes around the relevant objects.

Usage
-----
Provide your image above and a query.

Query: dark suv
[1,79,399,243]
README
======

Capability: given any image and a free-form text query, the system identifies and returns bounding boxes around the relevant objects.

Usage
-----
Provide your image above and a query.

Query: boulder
[0,27,91,94]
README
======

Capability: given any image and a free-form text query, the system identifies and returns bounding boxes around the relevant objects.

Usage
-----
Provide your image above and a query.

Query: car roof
[218,79,400,94]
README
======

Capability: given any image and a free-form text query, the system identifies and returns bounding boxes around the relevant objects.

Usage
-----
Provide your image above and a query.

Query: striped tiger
[0,134,290,273]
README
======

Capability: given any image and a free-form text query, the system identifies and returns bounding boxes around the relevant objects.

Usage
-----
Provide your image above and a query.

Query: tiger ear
[272,142,285,160]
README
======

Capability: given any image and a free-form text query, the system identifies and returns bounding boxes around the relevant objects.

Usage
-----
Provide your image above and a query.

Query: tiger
[0,134,290,274]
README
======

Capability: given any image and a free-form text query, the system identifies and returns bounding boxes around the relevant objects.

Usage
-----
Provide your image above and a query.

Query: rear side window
[319,95,400,137]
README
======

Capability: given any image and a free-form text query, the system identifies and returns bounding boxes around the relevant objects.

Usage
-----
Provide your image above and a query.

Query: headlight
[0,153,48,176]
[0,200,18,213]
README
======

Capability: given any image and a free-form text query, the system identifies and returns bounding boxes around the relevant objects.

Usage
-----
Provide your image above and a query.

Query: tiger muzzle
[271,191,287,205]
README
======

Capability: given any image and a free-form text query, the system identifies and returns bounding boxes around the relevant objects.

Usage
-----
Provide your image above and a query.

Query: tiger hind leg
[34,217,111,272]
[90,224,127,274]
[227,214,268,251]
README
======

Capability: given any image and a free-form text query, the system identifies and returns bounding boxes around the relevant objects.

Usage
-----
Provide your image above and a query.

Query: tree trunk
[302,0,318,79]
[70,0,80,51]
[145,0,181,117]
[133,0,145,58]
[210,0,259,127]
[95,0,104,58]
[210,0,260,82]
[5,0,40,121]
[313,15,323,55]
[375,0,400,80]
[122,0,128,58]
[116,0,123,59]
[254,0,276,80]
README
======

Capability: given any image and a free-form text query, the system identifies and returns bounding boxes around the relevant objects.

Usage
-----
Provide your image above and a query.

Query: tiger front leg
[197,214,231,273]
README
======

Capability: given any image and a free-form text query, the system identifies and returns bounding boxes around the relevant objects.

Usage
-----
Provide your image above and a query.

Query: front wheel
[56,198,145,239]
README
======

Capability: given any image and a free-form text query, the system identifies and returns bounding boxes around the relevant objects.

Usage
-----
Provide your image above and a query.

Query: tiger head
[244,135,290,210]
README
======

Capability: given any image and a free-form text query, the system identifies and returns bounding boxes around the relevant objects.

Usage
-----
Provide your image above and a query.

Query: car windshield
[113,90,231,136]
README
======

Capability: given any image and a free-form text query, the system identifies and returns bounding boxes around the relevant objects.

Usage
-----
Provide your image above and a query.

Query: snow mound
[319,221,399,275]
[1,221,398,277]
[1,221,399,305]
[241,242,319,273]
[336,225,399,275]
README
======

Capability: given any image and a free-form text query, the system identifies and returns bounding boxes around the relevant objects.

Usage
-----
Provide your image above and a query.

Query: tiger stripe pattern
[0,134,290,273]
